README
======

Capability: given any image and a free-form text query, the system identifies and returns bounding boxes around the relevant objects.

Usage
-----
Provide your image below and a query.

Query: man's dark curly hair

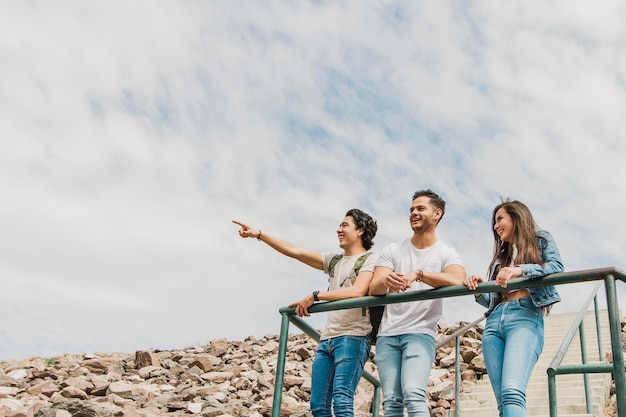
[345,208,378,250]
[412,189,446,224]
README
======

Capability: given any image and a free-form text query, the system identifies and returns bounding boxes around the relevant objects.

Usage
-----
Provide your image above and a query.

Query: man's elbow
[368,283,386,296]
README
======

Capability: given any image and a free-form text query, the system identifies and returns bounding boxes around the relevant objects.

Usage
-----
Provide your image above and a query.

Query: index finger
[232,220,247,228]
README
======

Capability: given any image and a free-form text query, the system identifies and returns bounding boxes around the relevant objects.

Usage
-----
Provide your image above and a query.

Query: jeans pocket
[516,298,541,316]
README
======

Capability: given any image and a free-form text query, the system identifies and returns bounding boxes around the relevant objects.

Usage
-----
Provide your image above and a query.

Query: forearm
[259,232,300,258]
[258,232,324,270]
[475,293,490,308]
[519,259,563,278]
[369,276,388,295]
[520,231,564,279]
[369,267,391,295]
[316,286,368,302]
[422,264,466,288]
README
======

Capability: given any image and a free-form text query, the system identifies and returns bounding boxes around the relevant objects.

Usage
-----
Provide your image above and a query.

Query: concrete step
[452,397,604,417]
[452,403,603,417]
[465,385,610,400]
[464,381,610,399]
[457,393,607,409]
[476,372,611,387]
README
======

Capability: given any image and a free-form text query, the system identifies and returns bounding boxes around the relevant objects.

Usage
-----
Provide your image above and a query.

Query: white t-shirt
[375,239,463,339]
[319,252,379,340]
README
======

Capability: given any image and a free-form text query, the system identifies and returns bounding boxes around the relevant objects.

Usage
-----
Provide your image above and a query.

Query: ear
[433,208,443,220]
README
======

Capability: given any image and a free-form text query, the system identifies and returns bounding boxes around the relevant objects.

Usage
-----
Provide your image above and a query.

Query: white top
[375,239,463,339]
[319,252,379,340]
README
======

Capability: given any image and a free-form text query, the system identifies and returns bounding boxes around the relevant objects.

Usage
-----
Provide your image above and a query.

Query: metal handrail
[547,282,603,416]
[270,267,626,417]
[547,276,626,417]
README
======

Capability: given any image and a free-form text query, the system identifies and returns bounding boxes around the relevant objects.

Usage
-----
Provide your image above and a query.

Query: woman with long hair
[464,200,564,417]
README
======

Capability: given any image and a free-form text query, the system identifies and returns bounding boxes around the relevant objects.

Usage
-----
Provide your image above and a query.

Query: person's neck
[343,245,367,257]
[411,230,437,249]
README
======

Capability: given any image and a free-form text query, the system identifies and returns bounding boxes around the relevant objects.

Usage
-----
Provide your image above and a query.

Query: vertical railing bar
[371,386,381,417]
[579,321,592,414]
[455,335,461,417]
[604,275,626,417]
[272,312,292,417]
[593,296,604,361]
[548,370,558,417]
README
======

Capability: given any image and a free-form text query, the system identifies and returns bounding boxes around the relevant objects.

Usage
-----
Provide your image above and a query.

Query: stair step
[457,393,607,408]
[476,372,611,386]
[462,384,609,401]
[452,402,603,417]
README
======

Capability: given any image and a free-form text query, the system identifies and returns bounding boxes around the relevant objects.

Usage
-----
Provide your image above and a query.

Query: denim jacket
[475,230,563,317]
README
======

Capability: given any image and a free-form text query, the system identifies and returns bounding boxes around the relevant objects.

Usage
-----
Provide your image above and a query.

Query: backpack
[328,252,384,345]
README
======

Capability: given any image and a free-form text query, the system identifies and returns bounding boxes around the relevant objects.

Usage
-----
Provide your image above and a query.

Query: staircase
[451,310,614,417]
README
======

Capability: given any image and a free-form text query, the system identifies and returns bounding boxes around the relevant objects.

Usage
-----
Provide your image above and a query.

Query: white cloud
[0,1,624,360]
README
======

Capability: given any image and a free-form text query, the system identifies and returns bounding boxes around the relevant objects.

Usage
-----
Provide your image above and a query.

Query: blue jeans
[310,335,371,417]
[483,298,544,417]
[374,333,436,417]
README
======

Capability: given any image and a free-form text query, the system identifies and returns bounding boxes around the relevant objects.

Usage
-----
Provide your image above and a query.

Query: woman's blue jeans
[374,333,436,417]
[310,335,370,417]
[482,298,544,417]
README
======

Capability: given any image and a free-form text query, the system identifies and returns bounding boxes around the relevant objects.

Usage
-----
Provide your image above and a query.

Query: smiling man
[369,189,466,417]
[232,208,379,417]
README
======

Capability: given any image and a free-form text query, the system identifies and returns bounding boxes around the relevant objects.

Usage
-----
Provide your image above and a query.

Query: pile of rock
[0,321,486,417]
[1,317,620,417]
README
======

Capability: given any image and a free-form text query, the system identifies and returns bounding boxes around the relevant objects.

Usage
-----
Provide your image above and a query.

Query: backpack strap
[328,252,372,278]
[328,254,344,278]
[352,252,372,276]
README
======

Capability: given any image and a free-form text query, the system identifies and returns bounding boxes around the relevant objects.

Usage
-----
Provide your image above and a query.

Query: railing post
[371,386,381,417]
[578,321,592,414]
[455,335,460,417]
[593,296,604,361]
[604,275,626,417]
[271,312,291,417]
[548,369,558,417]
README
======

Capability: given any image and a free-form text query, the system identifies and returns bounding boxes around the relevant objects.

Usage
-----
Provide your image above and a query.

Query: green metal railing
[547,279,626,417]
[271,267,626,417]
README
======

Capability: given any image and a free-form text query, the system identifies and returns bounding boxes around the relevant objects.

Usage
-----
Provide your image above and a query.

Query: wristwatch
[312,291,320,302]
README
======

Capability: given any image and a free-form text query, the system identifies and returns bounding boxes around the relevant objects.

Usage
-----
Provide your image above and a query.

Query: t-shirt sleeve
[321,252,339,274]
[375,243,395,269]
[359,253,379,273]
[442,246,464,269]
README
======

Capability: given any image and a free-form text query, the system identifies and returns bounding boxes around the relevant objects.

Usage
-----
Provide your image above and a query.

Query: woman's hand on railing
[464,275,484,295]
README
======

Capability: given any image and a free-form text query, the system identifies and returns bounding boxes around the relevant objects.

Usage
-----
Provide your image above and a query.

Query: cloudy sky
[1,1,625,361]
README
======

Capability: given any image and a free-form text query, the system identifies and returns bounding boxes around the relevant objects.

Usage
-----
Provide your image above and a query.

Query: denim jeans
[310,335,370,417]
[482,298,544,417]
[374,333,436,417]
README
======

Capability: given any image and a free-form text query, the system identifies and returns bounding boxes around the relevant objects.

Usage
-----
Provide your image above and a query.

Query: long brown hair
[488,199,545,275]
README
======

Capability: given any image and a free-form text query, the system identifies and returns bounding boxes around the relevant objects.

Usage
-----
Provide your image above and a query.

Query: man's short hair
[412,189,446,223]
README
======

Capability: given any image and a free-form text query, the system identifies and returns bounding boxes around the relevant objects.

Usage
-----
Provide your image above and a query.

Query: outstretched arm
[232,220,323,270]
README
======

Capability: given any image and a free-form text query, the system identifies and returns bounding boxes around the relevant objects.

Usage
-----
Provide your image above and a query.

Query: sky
[1,1,625,361]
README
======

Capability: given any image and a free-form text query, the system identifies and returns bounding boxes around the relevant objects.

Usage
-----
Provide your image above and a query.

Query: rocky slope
[0,318,622,417]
